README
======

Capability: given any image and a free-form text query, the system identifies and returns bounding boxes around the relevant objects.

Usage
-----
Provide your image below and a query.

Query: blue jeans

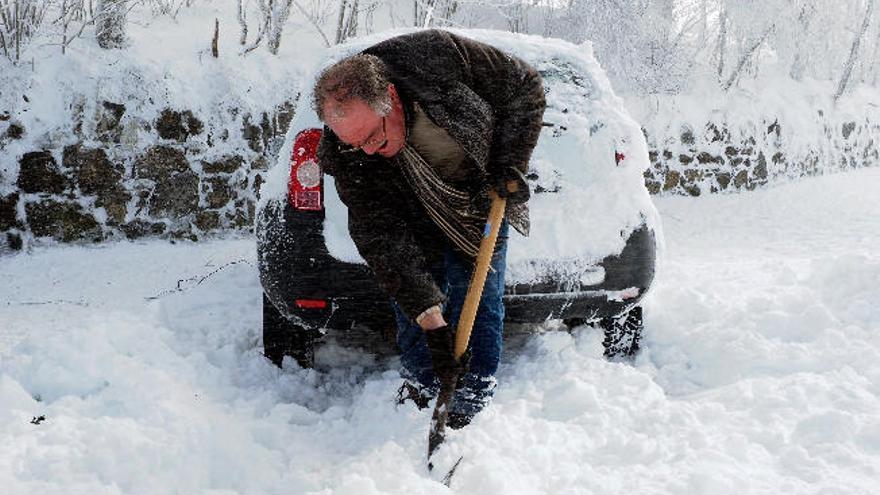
[392,221,508,418]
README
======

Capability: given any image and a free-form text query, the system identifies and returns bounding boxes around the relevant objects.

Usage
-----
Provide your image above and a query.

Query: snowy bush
[0,0,48,62]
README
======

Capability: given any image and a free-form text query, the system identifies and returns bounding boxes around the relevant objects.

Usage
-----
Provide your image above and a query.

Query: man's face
[324,95,405,158]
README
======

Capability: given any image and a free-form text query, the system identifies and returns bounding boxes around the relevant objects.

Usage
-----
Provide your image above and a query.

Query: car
[256,28,661,368]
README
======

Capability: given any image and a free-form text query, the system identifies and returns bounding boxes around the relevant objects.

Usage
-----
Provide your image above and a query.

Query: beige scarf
[396,144,487,258]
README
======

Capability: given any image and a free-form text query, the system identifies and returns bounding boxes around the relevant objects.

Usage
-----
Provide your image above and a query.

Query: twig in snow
[5,299,90,307]
[145,259,255,300]
[211,17,218,57]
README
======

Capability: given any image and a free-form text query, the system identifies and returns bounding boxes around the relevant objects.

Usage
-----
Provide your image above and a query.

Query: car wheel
[600,305,643,360]
[262,293,318,369]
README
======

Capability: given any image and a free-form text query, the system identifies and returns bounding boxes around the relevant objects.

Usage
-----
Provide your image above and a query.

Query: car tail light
[295,299,328,309]
[620,287,640,300]
[289,128,324,211]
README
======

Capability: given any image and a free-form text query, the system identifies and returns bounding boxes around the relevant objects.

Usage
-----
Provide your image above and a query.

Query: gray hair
[312,54,392,121]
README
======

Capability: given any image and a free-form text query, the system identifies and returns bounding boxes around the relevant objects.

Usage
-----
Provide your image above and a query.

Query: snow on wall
[631,80,880,197]
[0,95,299,251]
[0,2,305,252]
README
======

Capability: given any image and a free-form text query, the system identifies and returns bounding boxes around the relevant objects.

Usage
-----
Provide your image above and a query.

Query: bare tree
[239,0,333,53]
[335,0,358,43]
[59,0,71,54]
[0,0,48,62]
[241,0,299,54]
[788,3,816,81]
[238,0,248,45]
[53,0,92,55]
[266,0,293,54]
[415,0,457,28]
[334,0,346,43]
[554,0,688,94]
[211,17,218,57]
[538,0,557,37]
[95,0,126,49]
[291,0,331,46]
[414,0,430,26]
[501,0,526,33]
[835,0,875,101]
[722,24,774,91]
[149,0,191,17]
[872,20,880,86]
[717,2,726,80]
[362,0,378,34]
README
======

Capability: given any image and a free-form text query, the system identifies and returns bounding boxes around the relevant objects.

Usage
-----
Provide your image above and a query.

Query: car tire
[262,293,318,369]
[600,305,643,360]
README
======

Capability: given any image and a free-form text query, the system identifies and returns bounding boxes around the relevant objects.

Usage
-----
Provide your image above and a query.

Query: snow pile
[2,168,878,493]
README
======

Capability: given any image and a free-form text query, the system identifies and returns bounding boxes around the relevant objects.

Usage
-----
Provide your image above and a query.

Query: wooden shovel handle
[427,181,518,466]
[453,183,515,359]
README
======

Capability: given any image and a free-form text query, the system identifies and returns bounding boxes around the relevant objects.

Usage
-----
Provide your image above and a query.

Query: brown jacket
[317,29,546,320]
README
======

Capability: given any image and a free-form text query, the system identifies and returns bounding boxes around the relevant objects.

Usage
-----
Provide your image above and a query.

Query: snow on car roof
[257,29,661,285]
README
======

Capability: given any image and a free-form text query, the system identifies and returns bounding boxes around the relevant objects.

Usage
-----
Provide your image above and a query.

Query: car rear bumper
[504,222,655,322]
[257,199,655,329]
[257,199,394,330]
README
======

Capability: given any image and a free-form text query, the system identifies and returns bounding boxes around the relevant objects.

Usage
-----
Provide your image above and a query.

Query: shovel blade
[427,373,458,468]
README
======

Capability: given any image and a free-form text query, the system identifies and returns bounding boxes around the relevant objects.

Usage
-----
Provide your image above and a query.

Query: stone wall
[643,115,879,196]
[1,99,877,252]
[1,100,295,252]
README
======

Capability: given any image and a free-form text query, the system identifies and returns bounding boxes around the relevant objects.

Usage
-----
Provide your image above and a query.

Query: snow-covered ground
[1,168,879,494]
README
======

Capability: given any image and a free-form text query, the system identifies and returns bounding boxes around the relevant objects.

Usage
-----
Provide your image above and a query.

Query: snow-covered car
[256,29,661,368]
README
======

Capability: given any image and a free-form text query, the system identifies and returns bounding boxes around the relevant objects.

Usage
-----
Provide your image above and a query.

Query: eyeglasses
[339,117,387,154]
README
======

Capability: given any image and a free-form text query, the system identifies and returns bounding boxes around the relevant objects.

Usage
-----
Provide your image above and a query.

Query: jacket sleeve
[445,31,546,181]
[317,130,445,321]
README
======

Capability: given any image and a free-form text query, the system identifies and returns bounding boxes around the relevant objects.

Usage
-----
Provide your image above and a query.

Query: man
[313,29,546,427]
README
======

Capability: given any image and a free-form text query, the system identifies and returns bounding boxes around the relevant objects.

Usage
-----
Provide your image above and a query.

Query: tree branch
[291,0,330,47]
[834,0,875,102]
[722,24,774,91]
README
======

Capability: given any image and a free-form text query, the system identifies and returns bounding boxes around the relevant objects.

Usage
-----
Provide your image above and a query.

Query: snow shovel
[427,183,514,471]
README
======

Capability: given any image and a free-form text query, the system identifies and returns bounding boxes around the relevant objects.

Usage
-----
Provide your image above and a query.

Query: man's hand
[424,325,468,384]
[492,167,531,204]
